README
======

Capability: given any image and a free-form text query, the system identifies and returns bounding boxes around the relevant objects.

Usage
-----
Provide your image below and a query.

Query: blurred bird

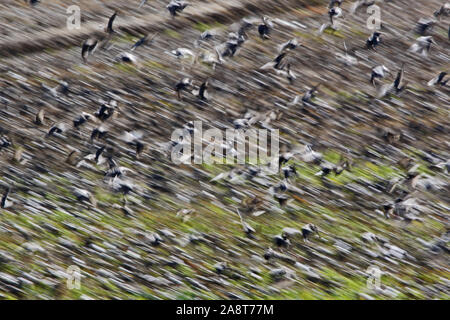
[95,100,117,121]
[302,223,320,242]
[329,0,343,8]
[73,188,97,207]
[278,38,299,53]
[428,72,448,87]
[90,125,108,142]
[81,38,98,63]
[35,108,45,125]
[116,52,138,64]
[366,31,381,50]
[416,17,436,35]
[47,123,67,137]
[370,65,390,86]
[408,36,435,56]
[167,0,189,17]
[282,165,297,180]
[237,209,255,238]
[106,11,118,34]
[192,79,209,100]
[260,51,290,71]
[175,78,193,100]
[258,16,273,40]
[329,5,343,25]
[73,112,97,129]
[433,2,450,19]
[138,0,148,9]
[336,42,358,66]
[302,83,321,106]
[377,64,407,98]
[1,186,13,209]
[119,130,146,158]
[131,33,158,51]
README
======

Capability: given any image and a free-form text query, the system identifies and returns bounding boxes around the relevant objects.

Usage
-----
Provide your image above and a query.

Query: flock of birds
[0,0,448,298]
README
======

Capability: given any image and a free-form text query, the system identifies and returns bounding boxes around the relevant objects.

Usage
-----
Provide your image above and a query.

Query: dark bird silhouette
[81,38,98,63]
[428,72,448,87]
[192,79,209,100]
[47,123,67,137]
[131,33,158,51]
[258,16,272,40]
[175,78,193,100]
[73,112,96,129]
[90,125,108,142]
[366,31,381,50]
[106,11,118,34]
[95,101,117,121]
[302,223,320,242]
[1,186,13,209]
[167,1,189,17]
[416,17,436,35]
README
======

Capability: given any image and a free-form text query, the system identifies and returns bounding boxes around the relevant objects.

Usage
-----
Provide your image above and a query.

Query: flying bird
[428,72,448,86]
[1,186,13,209]
[131,32,158,51]
[408,36,434,56]
[370,65,390,86]
[81,38,98,63]
[167,1,189,17]
[258,16,273,40]
[366,31,381,50]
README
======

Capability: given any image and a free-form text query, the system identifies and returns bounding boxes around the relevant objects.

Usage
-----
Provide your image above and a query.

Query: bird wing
[107,11,117,33]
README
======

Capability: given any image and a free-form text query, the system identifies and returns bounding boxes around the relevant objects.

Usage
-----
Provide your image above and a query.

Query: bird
[1,186,14,209]
[35,108,45,125]
[105,11,118,34]
[236,209,255,238]
[301,223,320,242]
[192,79,209,100]
[73,112,97,129]
[258,16,273,40]
[47,123,67,137]
[260,51,289,71]
[167,0,189,17]
[377,64,408,98]
[366,32,381,50]
[282,165,297,180]
[329,0,343,8]
[302,83,321,106]
[278,38,299,53]
[275,63,297,84]
[428,72,448,87]
[175,78,193,100]
[370,65,390,86]
[94,100,117,121]
[416,17,436,35]
[336,42,358,66]
[329,5,343,25]
[115,52,138,64]
[81,38,98,63]
[273,234,291,248]
[434,2,450,19]
[90,125,108,142]
[408,36,434,56]
[131,33,158,51]
[79,145,109,167]
[119,130,146,158]
[73,188,97,207]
